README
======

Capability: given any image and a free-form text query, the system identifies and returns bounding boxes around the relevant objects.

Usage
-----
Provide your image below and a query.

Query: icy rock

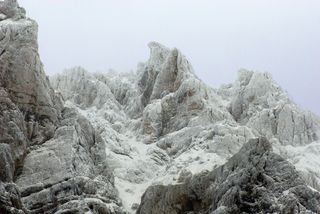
[0,11,63,213]
[0,182,25,213]
[2,2,320,212]
[51,41,320,211]
[0,18,61,122]
[0,5,124,213]
[221,70,320,146]
[15,108,123,213]
[139,43,232,138]
[137,137,320,214]
[0,0,25,20]
[138,42,170,107]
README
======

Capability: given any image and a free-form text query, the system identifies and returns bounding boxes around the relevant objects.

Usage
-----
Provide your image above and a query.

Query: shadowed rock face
[137,137,320,214]
[0,15,62,147]
[0,4,61,212]
[0,2,124,213]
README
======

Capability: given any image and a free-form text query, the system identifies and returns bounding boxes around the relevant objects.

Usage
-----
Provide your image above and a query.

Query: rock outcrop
[220,70,320,146]
[137,137,320,214]
[0,2,124,213]
[0,13,62,146]
[51,42,320,213]
[0,0,26,21]
[139,42,232,139]
[1,1,320,213]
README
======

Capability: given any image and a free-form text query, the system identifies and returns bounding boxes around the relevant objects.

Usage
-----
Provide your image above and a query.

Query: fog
[19,0,320,115]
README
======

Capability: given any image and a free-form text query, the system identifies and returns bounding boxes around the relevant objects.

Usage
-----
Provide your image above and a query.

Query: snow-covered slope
[50,42,320,213]
[2,1,319,213]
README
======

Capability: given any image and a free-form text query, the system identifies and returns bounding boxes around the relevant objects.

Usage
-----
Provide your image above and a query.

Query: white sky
[19,0,320,115]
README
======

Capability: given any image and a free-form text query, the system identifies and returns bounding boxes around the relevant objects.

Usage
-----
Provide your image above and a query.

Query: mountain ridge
[1,2,320,213]
[50,42,320,213]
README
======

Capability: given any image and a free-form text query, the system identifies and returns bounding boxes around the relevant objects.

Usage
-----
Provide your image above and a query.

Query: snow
[50,43,320,212]
[276,140,320,186]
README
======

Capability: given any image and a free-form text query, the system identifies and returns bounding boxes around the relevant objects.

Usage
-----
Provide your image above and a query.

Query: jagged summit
[0,0,26,20]
[50,42,320,213]
[1,3,320,213]
[220,69,320,146]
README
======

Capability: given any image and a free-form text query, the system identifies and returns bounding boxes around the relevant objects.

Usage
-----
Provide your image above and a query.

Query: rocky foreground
[1,1,320,214]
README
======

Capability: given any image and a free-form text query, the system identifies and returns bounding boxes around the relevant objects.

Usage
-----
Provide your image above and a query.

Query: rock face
[138,42,231,139]
[0,2,124,213]
[15,108,122,213]
[221,70,319,146]
[1,1,320,214]
[137,137,320,214]
[51,42,320,213]
[0,0,25,20]
[0,14,62,146]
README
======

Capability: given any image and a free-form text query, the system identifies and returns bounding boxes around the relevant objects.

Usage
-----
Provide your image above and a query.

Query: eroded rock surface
[137,137,320,214]
[1,1,320,213]
[221,70,320,146]
[51,41,320,213]
[0,2,124,213]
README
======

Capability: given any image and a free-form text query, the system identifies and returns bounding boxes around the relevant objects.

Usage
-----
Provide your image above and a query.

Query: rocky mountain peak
[0,4,124,213]
[0,0,26,20]
[1,2,320,214]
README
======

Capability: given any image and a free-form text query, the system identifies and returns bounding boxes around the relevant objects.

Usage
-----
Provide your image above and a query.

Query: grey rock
[51,41,320,211]
[0,182,25,214]
[131,203,139,210]
[0,18,61,121]
[15,108,123,213]
[137,137,320,214]
[0,16,62,147]
[0,0,25,20]
[0,3,124,213]
[0,88,27,183]
[0,88,28,213]
[2,1,320,213]
[223,70,320,146]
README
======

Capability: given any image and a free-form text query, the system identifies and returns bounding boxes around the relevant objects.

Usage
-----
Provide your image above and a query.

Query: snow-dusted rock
[0,8,63,213]
[2,2,320,213]
[0,0,25,20]
[137,137,320,214]
[0,18,61,121]
[221,70,320,146]
[51,42,320,213]
[16,108,123,213]
[0,5,124,213]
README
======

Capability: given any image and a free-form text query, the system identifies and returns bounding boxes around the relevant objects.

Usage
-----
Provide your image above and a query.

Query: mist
[19,0,320,115]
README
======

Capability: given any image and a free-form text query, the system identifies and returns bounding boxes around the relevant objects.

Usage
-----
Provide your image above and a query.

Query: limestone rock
[0,0,25,21]
[51,42,320,212]
[0,18,60,120]
[0,16,63,148]
[221,70,320,146]
[0,3,124,213]
[137,137,320,214]
[14,107,123,213]
[0,88,27,183]
[138,42,232,139]
[2,1,320,213]
[0,182,25,214]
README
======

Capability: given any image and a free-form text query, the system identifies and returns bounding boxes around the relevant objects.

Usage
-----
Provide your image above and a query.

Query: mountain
[1,1,320,213]
[0,1,124,213]
[138,137,320,213]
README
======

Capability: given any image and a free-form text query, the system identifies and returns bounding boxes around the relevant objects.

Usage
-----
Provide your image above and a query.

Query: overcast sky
[19,0,320,115]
